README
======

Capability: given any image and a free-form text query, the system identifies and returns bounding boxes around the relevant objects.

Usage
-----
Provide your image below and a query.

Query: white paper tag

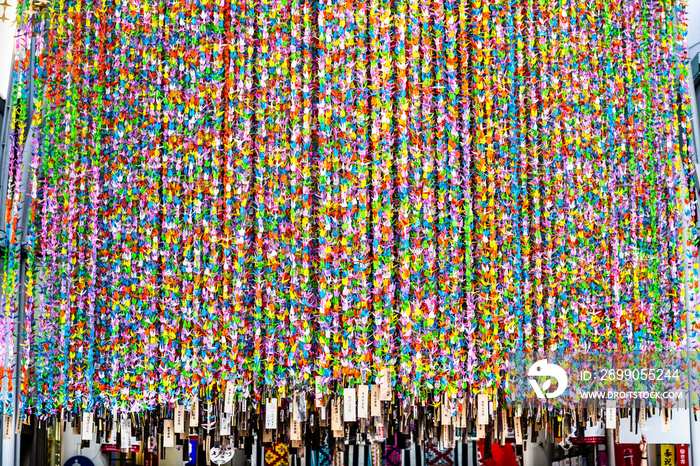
[514,417,523,445]
[379,369,391,401]
[344,388,357,422]
[121,417,132,450]
[293,393,307,423]
[290,419,301,441]
[605,400,616,429]
[265,398,278,430]
[206,435,211,465]
[220,414,231,436]
[370,385,381,417]
[358,385,369,419]
[109,419,117,443]
[292,395,299,423]
[477,394,489,425]
[441,394,451,425]
[81,412,93,441]
[224,382,235,415]
[477,423,486,439]
[662,408,671,432]
[441,424,450,444]
[3,415,12,440]
[331,398,342,431]
[190,398,199,427]
[315,376,323,408]
[163,419,174,447]
[174,405,185,434]
[640,401,646,427]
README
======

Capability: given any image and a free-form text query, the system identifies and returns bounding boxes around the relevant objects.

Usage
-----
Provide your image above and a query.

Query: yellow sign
[661,445,676,466]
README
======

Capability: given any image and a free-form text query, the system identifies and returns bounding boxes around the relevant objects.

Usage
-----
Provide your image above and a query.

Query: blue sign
[64,456,95,466]
[186,439,198,466]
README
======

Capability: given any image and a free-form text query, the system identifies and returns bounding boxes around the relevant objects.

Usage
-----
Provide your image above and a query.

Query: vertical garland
[235,0,257,397]
[287,0,303,384]
[567,0,586,348]
[394,0,412,391]
[2,6,30,415]
[207,0,227,390]
[180,0,201,401]
[337,0,359,381]
[354,0,372,382]
[62,0,79,410]
[220,0,237,389]
[34,0,62,415]
[609,0,624,350]
[96,0,115,410]
[458,0,475,388]
[270,0,291,388]
[550,0,566,351]
[271,0,290,386]
[492,0,505,383]
[657,0,673,344]
[330,0,345,381]
[418,0,436,388]
[21,5,46,415]
[621,0,638,348]
[494,0,511,380]
[406,0,422,391]
[252,0,269,393]
[471,0,492,387]
[432,0,451,391]
[443,0,463,391]
[677,0,699,351]
[298,0,316,383]
[513,0,528,353]
[369,0,395,381]
[636,0,653,346]
[191,0,209,397]
[72,0,89,409]
[84,0,104,409]
[671,0,692,346]
[537,0,552,350]
[525,0,541,353]
[140,0,164,408]
[589,0,604,350]
[317,0,334,382]
[160,0,184,404]
[646,0,664,345]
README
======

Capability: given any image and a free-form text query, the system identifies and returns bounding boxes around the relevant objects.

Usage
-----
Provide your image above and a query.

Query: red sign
[676,445,689,466]
[614,443,641,466]
[100,444,140,453]
[573,437,606,444]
